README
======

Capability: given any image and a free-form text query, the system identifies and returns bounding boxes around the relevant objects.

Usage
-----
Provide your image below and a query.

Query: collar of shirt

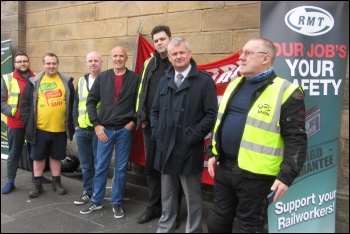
[175,64,191,79]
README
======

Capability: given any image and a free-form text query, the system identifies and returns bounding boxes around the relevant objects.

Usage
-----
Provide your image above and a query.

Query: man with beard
[1,52,50,194]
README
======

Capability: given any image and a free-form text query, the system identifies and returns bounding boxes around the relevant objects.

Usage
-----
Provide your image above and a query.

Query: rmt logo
[258,103,271,116]
[285,6,334,36]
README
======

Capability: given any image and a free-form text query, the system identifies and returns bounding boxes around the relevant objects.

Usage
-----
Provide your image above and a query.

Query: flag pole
[131,22,142,72]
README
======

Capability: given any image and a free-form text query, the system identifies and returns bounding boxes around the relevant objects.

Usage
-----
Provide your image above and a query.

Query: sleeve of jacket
[135,57,152,128]
[67,77,75,140]
[0,76,11,117]
[133,73,141,125]
[206,134,216,159]
[86,75,100,127]
[19,81,32,126]
[277,87,307,186]
[194,73,218,140]
[149,77,162,140]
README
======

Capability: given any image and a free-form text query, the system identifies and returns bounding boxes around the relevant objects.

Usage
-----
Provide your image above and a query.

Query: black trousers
[6,127,25,181]
[207,161,274,233]
[143,124,182,214]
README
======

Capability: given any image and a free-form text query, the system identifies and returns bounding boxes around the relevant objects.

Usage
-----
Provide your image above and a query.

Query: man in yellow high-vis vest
[1,53,52,194]
[80,46,140,219]
[206,38,307,233]
[1,52,35,194]
[72,51,103,205]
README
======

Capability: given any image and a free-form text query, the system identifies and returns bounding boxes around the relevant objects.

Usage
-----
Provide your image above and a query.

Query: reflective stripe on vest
[135,57,152,111]
[212,76,300,175]
[77,77,100,128]
[3,73,20,116]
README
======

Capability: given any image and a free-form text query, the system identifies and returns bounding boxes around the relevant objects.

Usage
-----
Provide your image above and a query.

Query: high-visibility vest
[135,57,152,111]
[77,77,100,128]
[212,76,302,176]
[3,73,20,116]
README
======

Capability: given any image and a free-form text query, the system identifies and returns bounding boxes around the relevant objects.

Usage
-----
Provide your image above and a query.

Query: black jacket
[207,71,307,186]
[135,51,171,128]
[20,71,75,143]
[87,68,140,129]
[150,59,218,175]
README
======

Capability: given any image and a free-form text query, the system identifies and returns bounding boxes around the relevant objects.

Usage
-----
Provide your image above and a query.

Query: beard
[15,67,30,76]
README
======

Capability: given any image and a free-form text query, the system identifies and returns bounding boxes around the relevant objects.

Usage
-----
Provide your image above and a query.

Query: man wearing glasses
[206,37,307,232]
[1,53,40,194]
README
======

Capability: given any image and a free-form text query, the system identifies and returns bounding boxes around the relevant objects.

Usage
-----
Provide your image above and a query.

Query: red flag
[198,52,241,96]
[130,34,155,166]
[130,34,241,185]
[133,34,155,74]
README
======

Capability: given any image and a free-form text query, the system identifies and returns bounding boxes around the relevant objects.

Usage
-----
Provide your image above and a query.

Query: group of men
[1,24,307,233]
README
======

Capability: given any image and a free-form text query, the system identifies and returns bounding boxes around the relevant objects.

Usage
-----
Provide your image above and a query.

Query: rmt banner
[261,2,349,233]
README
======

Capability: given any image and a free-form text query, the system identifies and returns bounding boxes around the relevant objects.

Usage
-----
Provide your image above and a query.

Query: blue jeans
[75,128,97,195]
[91,127,133,205]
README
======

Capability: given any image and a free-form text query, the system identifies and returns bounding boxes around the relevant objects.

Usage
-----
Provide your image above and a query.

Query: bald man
[73,51,103,205]
[80,46,140,219]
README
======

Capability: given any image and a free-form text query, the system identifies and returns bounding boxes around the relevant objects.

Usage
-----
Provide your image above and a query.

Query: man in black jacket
[80,46,140,219]
[135,25,183,225]
[20,53,75,198]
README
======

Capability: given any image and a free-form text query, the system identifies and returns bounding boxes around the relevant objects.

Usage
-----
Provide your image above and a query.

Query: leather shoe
[137,210,160,224]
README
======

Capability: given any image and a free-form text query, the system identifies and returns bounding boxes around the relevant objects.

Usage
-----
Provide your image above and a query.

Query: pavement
[1,159,211,233]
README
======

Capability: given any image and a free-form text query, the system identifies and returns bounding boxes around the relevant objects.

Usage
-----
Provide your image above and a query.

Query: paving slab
[1,159,212,233]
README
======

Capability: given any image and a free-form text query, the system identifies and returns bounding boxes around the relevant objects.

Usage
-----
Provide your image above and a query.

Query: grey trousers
[157,172,203,233]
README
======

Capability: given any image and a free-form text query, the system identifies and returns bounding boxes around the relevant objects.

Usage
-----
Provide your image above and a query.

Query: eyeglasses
[239,50,268,57]
[15,60,29,64]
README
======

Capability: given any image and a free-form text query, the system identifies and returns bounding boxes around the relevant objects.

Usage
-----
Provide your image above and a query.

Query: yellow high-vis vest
[3,73,20,116]
[211,76,301,176]
[77,77,100,128]
[135,57,152,111]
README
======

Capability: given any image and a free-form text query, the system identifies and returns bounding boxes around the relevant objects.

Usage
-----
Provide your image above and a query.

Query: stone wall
[1,1,348,232]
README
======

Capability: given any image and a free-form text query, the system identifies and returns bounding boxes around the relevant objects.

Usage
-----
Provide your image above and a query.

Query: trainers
[80,201,103,214]
[74,192,91,205]
[113,204,124,219]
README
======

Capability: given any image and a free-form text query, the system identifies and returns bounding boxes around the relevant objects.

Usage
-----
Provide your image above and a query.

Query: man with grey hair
[150,38,218,232]
[206,37,307,233]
